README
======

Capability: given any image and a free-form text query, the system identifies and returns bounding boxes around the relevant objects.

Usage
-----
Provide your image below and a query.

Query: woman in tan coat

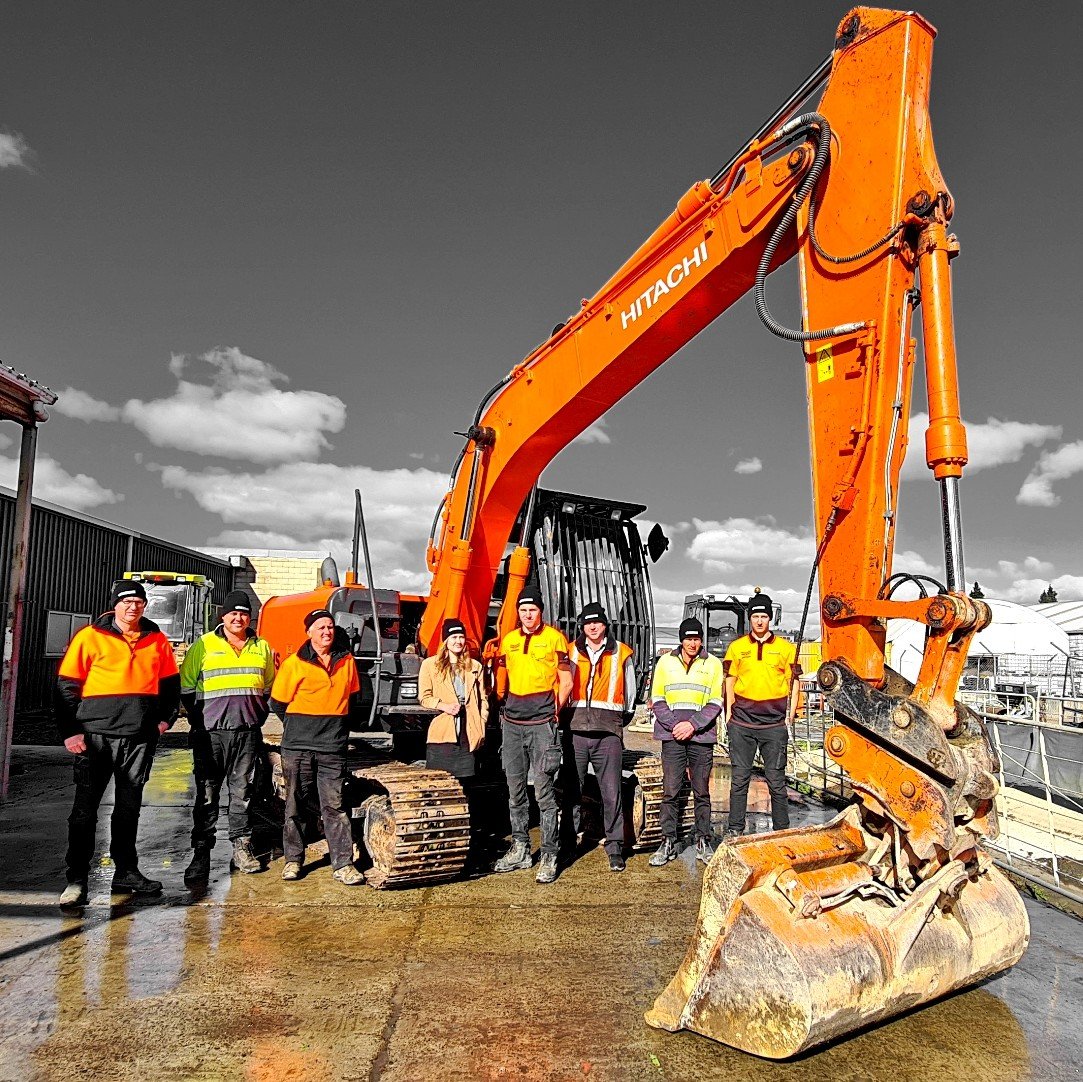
[418,618,488,779]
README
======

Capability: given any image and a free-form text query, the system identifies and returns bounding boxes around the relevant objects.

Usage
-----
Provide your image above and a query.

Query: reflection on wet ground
[0,741,1080,1081]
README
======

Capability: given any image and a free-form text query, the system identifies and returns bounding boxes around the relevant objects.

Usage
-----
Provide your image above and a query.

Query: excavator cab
[123,571,214,665]
[682,592,781,659]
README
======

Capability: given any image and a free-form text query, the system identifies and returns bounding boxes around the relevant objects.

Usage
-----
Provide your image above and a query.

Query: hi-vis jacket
[649,649,724,745]
[180,626,276,730]
[56,614,180,739]
[269,641,360,754]
[723,632,799,729]
[565,635,636,737]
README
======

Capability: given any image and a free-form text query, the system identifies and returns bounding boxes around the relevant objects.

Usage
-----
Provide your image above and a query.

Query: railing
[786,693,1083,902]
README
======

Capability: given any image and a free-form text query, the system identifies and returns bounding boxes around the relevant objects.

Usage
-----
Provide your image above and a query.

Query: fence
[787,691,1083,902]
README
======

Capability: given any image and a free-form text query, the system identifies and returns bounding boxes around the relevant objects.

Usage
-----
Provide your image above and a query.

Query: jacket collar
[93,612,161,641]
[214,624,257,642]
[574,631,617,656]
[749,631,776,645]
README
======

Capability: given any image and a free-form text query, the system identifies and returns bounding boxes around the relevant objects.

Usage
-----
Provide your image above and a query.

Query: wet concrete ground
[1,739,1080,1082]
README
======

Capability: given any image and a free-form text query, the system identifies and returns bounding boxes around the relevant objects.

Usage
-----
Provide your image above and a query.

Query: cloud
[572,419,611,445]
[734,457,762,475]
[1016,440,1083,507]
[52,386,122,423]
[158,460,447,580]
[0,454,120,510]
[997,575,1083,605]
[0,131,33,170]
[901,413,1061,481]
[122,347,347,464]
[686,517,813,574]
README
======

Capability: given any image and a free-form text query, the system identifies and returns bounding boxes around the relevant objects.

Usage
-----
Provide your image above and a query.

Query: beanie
[442,618,466,640]
[109,579,147,607]
[578,602,609,626]
[304,608,334,630]
[747,593,773,619]
[221,590,253,616]
[516,589,544,610]
[678,617,704,640]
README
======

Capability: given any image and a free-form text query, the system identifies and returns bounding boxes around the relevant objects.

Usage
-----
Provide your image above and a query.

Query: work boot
[59,881,88,908]
[535,853,559,884]
[281,861,302,881]
[695,836,716,865]
[111,868,163,895]
[184,845,212,886]
[608,853,626,873]
[230,837,262,875]
[493,840,532,874]
[722,827,744,844]
[332,864,365,886]
[648,837,679,867]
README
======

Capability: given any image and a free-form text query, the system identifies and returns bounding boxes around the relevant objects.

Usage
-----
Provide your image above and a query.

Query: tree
[1039,584,1058,604]
[969,581,985,599]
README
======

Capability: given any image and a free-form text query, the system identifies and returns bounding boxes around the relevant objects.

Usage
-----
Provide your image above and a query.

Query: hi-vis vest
[569,640,634,713]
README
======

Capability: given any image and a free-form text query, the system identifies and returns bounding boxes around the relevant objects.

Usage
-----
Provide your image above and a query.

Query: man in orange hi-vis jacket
[55,578,180,908]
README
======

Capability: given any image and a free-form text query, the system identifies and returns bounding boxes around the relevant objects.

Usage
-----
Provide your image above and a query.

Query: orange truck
[260,6,1027,1054]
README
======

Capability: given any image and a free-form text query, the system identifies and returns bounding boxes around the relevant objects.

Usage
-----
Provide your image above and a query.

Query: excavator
[259,3,1028,1051]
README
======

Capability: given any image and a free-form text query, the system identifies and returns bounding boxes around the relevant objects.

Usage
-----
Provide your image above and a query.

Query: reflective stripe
[196,687,269,701]
[664,681,711,695]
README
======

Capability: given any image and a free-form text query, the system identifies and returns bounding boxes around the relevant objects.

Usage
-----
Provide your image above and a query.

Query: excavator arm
[415,4,1028,1059]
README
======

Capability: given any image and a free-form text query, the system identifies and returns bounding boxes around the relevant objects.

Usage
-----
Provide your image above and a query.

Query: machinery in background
[123,571,215,665]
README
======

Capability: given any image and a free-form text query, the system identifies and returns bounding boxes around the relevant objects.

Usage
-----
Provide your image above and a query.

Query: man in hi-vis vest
[561,603,637,873]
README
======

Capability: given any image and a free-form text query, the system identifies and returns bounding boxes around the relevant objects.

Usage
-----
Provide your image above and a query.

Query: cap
[678,617,705,640]
[442,618,466,640]
[110,580,147,607]
[304,608,334,630]
[747,593,773,619]
[578,602,609,626]
[221,590,252,616]
[516,589,544,610]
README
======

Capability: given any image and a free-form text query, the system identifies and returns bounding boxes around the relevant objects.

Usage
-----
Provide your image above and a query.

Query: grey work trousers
[190,727,262,847]
[501,718,562,857]
[280,749,354,870]
[563,731,625,856]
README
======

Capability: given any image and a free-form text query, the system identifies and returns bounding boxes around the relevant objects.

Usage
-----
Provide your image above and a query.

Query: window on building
[45,611,92,657]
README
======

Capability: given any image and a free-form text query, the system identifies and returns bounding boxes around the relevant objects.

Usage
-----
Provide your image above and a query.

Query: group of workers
[53,577,799,907]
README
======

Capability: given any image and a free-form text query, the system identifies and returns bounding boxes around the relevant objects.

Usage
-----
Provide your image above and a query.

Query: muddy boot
[535,853,559,884]
[493,840,532,873]
[332,864,365,886]
[649,837,679,867]
[695,836,716,865]
[230,837,261,875]
[184,845,212,886]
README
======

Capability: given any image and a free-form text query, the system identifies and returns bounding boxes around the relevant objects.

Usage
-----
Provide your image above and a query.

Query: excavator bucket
[646,656,1032,1058]
[645,805,1028,1058]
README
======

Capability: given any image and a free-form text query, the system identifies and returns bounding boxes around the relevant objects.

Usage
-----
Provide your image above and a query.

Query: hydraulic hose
[754,113,868,342]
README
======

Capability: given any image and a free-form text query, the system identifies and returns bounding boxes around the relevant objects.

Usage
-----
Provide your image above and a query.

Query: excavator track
[624,750,695,851]
[351,762,471,889]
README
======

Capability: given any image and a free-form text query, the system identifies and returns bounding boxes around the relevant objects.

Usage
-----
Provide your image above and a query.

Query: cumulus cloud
[997,574,1083,604]
[157,460,447,576]
[901,413,1061,481]
[53,386,122,423]
[122,347,346,464]
[1016,440,1083,507]
[0,131,33,170]
[687,517,813,574]
[0,454,120,510]
[572,419,611,445]
[734,457,762,475]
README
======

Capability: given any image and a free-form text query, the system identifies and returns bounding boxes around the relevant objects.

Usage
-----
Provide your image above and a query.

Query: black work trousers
[563,731,625,855]
[280,749,354,870]
[190,727,262,848]
[502,719,562,857]
[66,732,157,884]
[727,722,790,831]
[658,739,713,843]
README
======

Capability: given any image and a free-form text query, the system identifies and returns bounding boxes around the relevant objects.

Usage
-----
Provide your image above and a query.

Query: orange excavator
[259,4,1027,1048]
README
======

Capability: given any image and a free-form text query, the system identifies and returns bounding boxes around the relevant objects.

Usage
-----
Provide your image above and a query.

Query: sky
[1,1,1081,629]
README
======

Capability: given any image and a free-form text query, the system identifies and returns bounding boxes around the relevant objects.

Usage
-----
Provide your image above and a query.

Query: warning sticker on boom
[816,346,834,382]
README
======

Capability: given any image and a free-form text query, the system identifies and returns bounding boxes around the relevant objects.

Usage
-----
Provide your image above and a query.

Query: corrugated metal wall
[0,491,233,713]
